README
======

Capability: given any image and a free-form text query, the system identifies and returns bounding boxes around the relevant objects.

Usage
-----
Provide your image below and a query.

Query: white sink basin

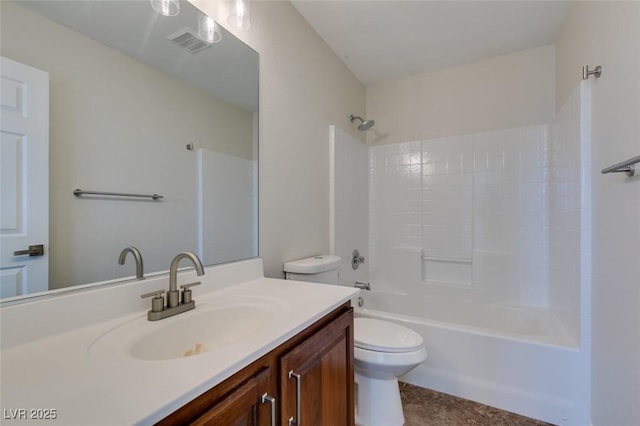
[88,295,288,361]
[132,304,276,360]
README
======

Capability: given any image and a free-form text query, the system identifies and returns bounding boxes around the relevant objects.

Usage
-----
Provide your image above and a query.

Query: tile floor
[400,382,554,426]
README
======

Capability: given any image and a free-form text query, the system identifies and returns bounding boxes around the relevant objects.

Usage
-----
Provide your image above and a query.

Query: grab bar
[73,189,163,200]
[601,155,640,177]
[422,255,472,264]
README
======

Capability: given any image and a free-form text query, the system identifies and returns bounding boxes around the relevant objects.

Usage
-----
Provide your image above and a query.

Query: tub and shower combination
[331,85,591,426]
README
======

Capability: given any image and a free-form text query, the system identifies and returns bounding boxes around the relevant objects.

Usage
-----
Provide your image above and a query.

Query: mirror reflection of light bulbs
[150,0,179,16]
[228,0,251,30]
[198,13,222,44]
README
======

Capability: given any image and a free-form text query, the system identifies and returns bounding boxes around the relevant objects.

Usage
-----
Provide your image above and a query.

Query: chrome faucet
[355,281,370,291]
[118,246,144,280]
[141,251,205,321]
[168,251,205,308]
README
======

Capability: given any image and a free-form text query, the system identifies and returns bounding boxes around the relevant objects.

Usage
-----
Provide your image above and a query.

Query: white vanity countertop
[0,272,358,425]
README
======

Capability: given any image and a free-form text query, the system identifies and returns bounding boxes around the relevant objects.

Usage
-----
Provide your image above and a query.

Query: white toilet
[284,255,427,426]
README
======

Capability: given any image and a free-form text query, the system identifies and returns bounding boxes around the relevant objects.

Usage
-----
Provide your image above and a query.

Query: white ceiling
[291,0,571,86]
[17,0,259,111]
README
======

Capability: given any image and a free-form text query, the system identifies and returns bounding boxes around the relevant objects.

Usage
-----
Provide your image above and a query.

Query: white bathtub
[354,289,587,426]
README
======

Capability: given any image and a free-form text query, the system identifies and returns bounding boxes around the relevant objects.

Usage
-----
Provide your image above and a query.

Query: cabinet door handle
[261,393,276,426]
[288,370,302,426]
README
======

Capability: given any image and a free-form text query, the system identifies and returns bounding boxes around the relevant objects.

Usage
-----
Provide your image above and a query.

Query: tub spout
[355,281,370,291]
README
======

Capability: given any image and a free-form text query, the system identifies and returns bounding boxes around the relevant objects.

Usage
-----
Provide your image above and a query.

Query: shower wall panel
[549,83,591,342]
[368,124,551,307]
[330,125,369,285]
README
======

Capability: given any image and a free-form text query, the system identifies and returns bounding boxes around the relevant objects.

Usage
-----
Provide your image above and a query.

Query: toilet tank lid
[283,255,341,274]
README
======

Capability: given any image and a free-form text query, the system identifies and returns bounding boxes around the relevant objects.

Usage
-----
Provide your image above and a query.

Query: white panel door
[0,56,49,298]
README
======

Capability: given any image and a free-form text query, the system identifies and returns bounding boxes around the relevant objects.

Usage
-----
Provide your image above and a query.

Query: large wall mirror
[0,0,259,301]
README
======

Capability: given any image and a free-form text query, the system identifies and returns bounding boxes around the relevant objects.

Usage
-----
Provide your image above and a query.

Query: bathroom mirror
[0,0,258,300]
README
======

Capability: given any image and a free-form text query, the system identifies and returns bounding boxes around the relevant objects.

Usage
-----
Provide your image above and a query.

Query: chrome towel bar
[422,255,472,264]
[73,188,163,200]
[601,155,640,177]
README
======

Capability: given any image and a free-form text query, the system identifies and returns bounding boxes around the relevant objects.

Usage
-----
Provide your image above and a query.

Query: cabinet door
[192,368,275,426]
[280,309,354,426]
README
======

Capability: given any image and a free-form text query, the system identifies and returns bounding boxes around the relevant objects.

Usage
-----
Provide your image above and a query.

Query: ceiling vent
[166,28,211,54]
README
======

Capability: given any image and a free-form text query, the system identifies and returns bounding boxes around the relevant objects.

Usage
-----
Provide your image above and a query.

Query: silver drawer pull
[288,370,301,426]
[261,393,276,426]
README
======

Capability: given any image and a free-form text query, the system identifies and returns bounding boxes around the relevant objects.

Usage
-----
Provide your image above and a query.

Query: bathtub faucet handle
[355,281,370,291]
[352,249,365,270]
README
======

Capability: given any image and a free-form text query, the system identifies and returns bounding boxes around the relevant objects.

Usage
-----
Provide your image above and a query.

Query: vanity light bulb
[150,0,179,17]
[228,0,251,30]
[198,13,222,44]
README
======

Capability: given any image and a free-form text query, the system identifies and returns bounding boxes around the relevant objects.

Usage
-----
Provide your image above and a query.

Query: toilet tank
[283,255,341,284]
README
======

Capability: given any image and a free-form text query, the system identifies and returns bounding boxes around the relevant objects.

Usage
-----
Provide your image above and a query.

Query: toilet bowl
[283,255,428,426]
[354,318,427,426]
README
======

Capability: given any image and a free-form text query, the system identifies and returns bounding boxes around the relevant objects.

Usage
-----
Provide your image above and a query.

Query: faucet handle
[141,289,165,298]
[141,289,165,313]
[352,249,365,270]
[180,282,200,304]
[180,282,201,291]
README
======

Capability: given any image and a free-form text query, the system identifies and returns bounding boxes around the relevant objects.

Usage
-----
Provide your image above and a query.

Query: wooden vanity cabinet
[157,303,354,426]
[280,307,354,426]
[191,368,273,426]
[157,363,275,426]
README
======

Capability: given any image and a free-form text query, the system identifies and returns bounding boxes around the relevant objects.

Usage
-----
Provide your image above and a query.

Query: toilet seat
[354,318,424,353]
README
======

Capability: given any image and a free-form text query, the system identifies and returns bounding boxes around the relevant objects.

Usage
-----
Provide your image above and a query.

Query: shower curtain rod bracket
[582,65,602,80]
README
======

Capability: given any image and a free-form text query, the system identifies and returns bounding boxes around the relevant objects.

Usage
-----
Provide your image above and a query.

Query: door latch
[13,244,44,257]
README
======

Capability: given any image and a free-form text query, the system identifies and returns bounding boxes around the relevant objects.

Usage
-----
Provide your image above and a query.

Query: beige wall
[556,2,640,425]
[365,44,556,145]
[192,0,366,278]
[1,1,255,287]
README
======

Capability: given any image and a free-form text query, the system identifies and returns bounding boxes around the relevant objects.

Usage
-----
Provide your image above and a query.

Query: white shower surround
[368,124,552,307]
[330,83,590,426]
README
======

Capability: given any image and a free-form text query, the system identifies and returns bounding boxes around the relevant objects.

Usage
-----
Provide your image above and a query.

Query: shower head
[350,114,375,131]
